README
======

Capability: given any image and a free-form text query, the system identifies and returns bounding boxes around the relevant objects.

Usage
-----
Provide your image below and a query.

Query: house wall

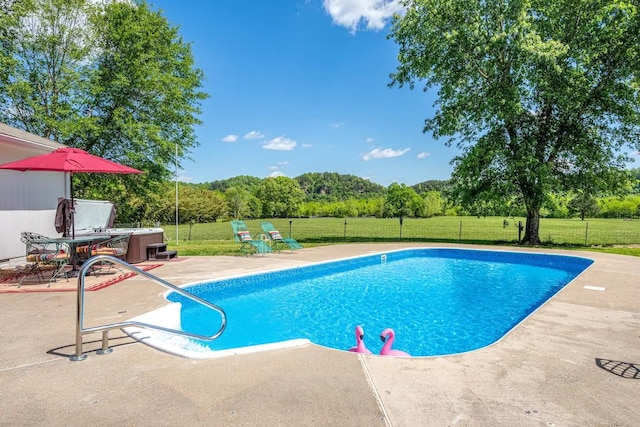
[0,126,67,261]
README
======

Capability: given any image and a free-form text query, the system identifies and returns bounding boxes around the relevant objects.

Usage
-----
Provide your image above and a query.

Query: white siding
[0,131,68,260]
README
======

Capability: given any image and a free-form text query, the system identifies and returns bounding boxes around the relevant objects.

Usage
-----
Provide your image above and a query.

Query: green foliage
[206,175,263,194]
[300,197,386,218]
[422,190,444,217]
[225,186,250,220]
[0,0,206,223]
[412,180,450,194]
[255,176,305,218]
[384,183,423,220]
[544,193,571,219]
[599,195,640,218]
[629,168,640,193]
[177,185,226,224]
[0,0,95,139]
[389,0,640,245]
[296,172,386,201]
[568,194,601,220]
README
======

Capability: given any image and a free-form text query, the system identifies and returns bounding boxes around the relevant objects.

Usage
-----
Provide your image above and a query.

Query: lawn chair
[231,220,272,255]
[19,232,70,288]
[260,221,303,251]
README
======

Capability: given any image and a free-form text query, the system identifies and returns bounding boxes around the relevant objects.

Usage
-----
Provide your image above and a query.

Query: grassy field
[160,216,640,257]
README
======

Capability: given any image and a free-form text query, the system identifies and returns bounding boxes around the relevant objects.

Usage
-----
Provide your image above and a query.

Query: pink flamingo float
[348,325,372,354]
[379,328,411,357]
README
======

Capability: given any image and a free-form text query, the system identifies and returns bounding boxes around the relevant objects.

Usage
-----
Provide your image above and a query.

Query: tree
[207,175,263,193]
[178,185,226,224]
[0,0,207,222]
[225,186,250,220]
[629,168,640,193]
[255,176,305,218]
[422,190,444,217]
[389,0,640,244]
[385,183,422,237]
[0,0,95,140]
[568,193,600,220]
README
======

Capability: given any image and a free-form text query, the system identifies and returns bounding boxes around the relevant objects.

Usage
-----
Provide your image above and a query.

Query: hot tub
[103,228,164,264]
[68,199,166,264]
[78,228,165,264]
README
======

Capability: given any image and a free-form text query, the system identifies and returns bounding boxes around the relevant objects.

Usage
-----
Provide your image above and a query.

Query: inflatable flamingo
[348,325,372,354]
[379,328,411,357]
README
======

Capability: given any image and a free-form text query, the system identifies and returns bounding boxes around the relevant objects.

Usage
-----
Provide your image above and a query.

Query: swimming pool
[125,248,594,358]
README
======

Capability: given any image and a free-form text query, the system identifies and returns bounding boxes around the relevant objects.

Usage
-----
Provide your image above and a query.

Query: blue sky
[148,0,460,186]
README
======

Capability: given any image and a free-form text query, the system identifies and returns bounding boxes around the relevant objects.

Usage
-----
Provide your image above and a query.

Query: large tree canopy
[255,176,305,218]
[389,0,640,244]
[0,0,207,222]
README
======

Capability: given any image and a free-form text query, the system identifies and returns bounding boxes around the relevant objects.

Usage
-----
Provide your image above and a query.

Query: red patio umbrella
[0,147,143,238]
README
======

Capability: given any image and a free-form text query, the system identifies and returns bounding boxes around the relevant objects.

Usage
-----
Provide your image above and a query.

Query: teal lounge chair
[260,221,303,251]
[231,220,272,255]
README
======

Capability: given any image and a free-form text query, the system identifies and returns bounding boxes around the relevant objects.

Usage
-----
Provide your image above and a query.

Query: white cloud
[323,0,404,33]
[268,165,279,170]
[268,170,285,178]
[263,136,297,151]
[221,134,238,143]
[366,137,375,143]
[301,143,313,148]
[330,121,345,129]
[244,130,265,140]
[362,147,410,161]
[417,152,430,159]
[177,174,193,183]
[277,161,289,165]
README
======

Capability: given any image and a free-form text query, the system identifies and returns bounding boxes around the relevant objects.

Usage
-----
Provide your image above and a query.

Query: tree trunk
[521,209,541,245]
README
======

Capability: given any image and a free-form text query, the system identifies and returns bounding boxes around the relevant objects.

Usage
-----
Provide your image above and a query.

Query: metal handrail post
[70,272,87,361]
[71,255,227,361]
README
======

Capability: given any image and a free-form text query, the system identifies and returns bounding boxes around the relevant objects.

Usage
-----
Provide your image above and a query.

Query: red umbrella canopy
[0,147,143,174]
[1,147,143,238]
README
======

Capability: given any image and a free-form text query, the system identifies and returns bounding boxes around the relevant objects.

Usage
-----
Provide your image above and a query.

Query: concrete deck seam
[358,354,393,427]
[0,357,61,373]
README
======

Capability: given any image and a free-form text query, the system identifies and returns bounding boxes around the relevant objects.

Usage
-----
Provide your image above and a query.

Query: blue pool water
[152,248,593,358]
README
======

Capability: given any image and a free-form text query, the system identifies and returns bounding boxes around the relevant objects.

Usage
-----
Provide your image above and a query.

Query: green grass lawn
[162,216,640,257]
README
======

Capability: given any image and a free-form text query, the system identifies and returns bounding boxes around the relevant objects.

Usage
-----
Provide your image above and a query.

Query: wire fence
[160,216,640,247]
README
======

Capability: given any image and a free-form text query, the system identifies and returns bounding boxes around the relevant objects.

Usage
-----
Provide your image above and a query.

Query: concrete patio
[1,243,638,426]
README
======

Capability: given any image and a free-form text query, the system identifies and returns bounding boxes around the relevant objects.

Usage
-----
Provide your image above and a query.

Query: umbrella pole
[71,172,75,240]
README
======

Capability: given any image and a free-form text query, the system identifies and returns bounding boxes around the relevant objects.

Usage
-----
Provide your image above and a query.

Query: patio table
[35,235,112,276]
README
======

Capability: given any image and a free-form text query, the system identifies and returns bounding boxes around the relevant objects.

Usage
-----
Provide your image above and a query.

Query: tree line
[142,170,640,226]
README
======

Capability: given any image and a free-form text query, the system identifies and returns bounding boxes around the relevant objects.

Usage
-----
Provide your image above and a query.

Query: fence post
[459,221,462,241]
[518,221,523,242]
[344,218,347,240]
[584,221,589,246]
[289,219,292,239]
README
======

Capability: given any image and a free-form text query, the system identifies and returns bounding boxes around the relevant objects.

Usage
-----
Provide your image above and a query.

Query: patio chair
[230,220,272,255]
[19,232,70,288]
[75,233,131,275]
[260,221,303,251]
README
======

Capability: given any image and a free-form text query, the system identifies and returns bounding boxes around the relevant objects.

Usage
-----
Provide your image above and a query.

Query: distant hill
[412,179,451,194]
[203,172,387,201]
[205,175,263,193]
[296,172,386,201]
[203,173,451,201]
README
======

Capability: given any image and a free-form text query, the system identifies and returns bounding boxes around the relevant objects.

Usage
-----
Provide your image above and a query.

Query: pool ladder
[70,255,227,361]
